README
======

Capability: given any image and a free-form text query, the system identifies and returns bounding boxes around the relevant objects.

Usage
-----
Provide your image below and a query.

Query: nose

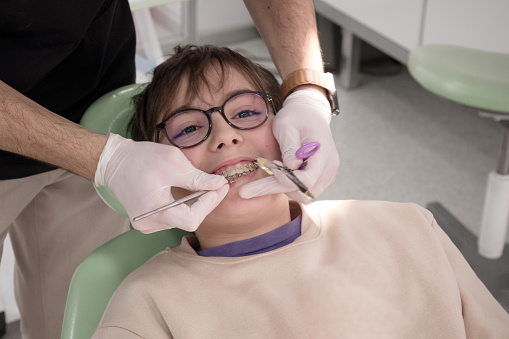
[208,111,243,150]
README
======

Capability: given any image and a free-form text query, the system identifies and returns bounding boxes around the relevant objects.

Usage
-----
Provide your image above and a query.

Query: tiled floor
[3,37,509,338]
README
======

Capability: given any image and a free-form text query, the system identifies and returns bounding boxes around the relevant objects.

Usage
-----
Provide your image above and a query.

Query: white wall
[321,0,424,51]
[318,0,509,59]
[422,0,509,53]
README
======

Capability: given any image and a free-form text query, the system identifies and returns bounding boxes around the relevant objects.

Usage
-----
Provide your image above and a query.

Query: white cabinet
[315,0,509,88]
[422,0,509,53]
[321,0,424,51]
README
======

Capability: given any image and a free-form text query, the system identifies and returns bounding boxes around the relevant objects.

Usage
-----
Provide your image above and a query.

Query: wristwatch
[281,69,340,116]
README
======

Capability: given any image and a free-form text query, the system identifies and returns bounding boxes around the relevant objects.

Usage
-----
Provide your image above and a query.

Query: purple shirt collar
[197,215,302,257]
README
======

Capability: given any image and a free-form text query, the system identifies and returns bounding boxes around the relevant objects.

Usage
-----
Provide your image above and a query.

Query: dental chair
[61,84,191,339]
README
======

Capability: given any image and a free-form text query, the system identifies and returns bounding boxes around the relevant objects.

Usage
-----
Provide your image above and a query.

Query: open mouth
[215,161,258,184]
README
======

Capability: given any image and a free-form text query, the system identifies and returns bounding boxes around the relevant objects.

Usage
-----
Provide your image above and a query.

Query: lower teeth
[223,163,259,183]
[226,172,246,183]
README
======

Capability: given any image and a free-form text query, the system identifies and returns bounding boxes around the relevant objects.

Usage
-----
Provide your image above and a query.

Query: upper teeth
[219,163,257,183]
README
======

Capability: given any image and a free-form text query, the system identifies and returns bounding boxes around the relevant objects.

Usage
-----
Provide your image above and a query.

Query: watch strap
[281,69,340,116]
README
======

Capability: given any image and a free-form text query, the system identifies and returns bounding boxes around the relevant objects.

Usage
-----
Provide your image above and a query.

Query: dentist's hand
[95,134,229,233]
[239,90,339,203]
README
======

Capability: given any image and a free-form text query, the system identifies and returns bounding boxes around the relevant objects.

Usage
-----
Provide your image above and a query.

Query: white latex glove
[95,134,229,233]
[239,90,339,203]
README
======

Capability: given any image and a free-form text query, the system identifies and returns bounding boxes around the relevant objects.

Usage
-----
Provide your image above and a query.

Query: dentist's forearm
[0,80,106,180]
[244,0,324,79]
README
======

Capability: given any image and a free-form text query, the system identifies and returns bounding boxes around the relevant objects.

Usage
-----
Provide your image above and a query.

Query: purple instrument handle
[296,142,321,169]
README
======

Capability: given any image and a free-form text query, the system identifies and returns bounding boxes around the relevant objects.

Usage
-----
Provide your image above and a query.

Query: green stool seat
[408,44,509,260]
[408,44,509,114]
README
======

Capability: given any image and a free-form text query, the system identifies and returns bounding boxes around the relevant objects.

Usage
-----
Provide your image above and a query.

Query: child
[93,45,509,338]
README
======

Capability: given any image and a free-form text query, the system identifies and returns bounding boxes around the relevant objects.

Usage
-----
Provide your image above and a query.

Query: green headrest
[80,83,147,217]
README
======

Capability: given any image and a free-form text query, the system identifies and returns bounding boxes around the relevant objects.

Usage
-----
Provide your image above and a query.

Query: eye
[234,109,261,119]
[167,110,208,143]
[174,124,202,139]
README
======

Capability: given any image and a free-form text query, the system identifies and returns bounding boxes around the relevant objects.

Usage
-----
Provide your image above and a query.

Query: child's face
[158,67,283,225]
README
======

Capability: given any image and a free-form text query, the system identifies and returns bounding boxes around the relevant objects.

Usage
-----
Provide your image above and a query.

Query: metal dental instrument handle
[254,157,315,202]
[133,190,208,222]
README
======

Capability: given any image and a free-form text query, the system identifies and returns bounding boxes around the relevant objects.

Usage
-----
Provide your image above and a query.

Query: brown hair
[130,44,282,142]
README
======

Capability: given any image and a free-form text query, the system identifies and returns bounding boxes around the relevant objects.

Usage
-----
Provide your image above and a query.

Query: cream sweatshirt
[93,200,509,338]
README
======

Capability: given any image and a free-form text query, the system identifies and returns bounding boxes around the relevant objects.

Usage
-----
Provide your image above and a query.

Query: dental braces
[221,163,258,184]
[221,163,259,184]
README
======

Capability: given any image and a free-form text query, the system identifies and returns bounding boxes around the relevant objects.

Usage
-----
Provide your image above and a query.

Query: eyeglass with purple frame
[156,91,275,149]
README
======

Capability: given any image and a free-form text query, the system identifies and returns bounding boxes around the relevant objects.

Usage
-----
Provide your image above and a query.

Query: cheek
[157,141,205,174]
[259,127,281,161]
[170,148,204,200]
[180,148,203,170]
[170,147,207,197]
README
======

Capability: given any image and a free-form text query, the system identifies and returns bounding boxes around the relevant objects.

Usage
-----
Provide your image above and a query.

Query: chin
[208,188,274,221]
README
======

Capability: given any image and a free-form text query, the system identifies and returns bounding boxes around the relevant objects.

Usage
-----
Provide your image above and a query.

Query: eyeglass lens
[164,92,268,148]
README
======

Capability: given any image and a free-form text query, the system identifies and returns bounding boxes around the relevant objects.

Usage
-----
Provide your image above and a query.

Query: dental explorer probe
[133,170,247,222]
[132,190,209,222]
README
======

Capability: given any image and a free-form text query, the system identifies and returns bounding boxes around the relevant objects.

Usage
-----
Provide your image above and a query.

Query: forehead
[171,66,259,110]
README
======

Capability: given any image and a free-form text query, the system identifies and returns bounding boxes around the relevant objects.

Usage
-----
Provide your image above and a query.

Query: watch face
[331,92,340,116]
